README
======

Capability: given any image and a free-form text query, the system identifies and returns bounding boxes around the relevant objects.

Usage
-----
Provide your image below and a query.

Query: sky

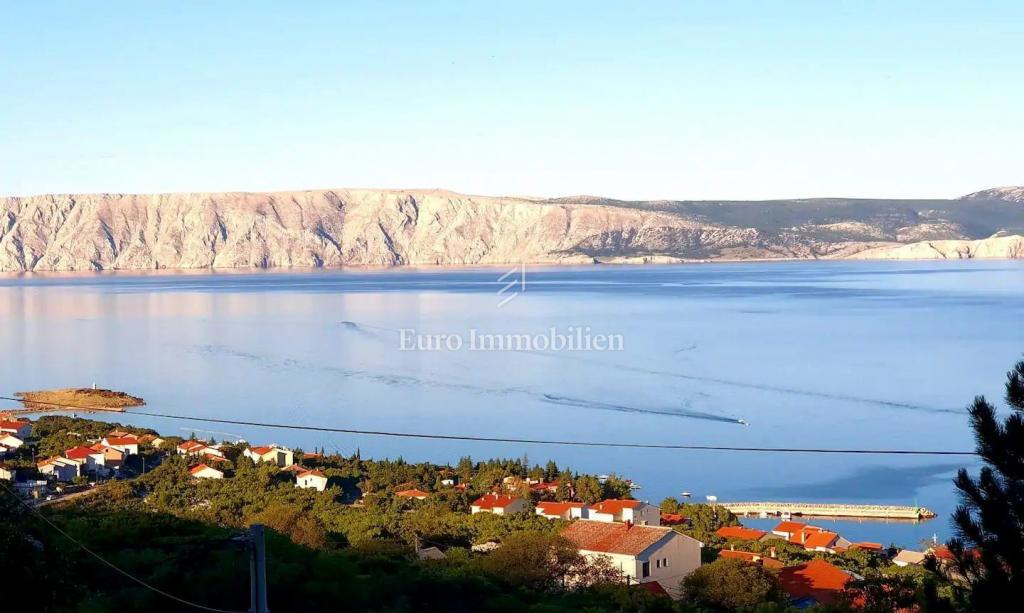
[2,1,1022,201]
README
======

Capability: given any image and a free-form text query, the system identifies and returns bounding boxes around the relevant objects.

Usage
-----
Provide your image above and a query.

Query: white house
[178,440,209,455]
[536,501,587,520]
[562,520,702,599]
[64,446,107,473]
[588,499,661,526]
[0,420,32,439]
[189,464,224,479]
[470,493,528,515]
[244,445,294,467]
[101,436,139,456]
[0,433,24,450]
[0,463,14,481]
[38,456,82,481]
[295,469,328,491]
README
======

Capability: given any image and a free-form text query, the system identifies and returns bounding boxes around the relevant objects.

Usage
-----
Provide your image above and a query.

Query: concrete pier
[720,501,936,520]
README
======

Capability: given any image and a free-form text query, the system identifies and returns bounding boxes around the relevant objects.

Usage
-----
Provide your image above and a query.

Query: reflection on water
[2,260,1023,547]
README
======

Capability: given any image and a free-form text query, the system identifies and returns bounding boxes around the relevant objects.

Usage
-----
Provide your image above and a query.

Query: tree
[248,503,327,550]
[680,558,785,610]
[576,475,603,504]
[545,460,559,481]
[948,357,1024,608]
[475,532,583,591]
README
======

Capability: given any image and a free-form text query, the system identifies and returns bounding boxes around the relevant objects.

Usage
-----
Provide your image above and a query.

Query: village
[2,414,957,608]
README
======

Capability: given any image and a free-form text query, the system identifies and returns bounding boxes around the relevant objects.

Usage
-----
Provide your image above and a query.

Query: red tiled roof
[179,441,206,451]
[660,513,687,525]
[779,559,851,605]
[249,446,275,455]
[853,542,884,551]
[802,531,839,550]
[0,420,30,430]
[396,488,429,498]
[472,493,520,509]
[773,521,808,535]
[635,581,670,597]
[190,463,219,475]
[719,549,785,569]
[590,499,642,514]
[104,437,138,446]
[64,446,99,460]
[536,501,585,515]
[298,469,326,479]
[716,526,768,541]
[561,520,675,556]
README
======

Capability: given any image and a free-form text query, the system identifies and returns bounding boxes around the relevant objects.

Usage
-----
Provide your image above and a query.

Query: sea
[3,260,1023,548]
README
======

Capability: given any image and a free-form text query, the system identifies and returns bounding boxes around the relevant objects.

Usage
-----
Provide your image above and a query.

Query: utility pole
[248,524,269,613]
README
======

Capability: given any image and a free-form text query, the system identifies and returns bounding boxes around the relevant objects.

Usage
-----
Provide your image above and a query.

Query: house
[0,420,32,439]
[715,526,769,541]
[851,542,884,552]
[561,520,702,599]
[282,464,306,475]
[0,463,14,481]
[529,480,560,495]
[778,559,853,607]
[101,436,139,456]
[535,501,587,520]
[396,488,430,500]
[0,433,24,449]
[38,456,82,481]
[892,549,926,567]
[470,493,528,515]
[178,440,209,455]
[771,521,810,540]
[588,499,660,526]
[89,444,126,469]
[770,521,850,553]
[718,548,784,569]
[199,446,226,459]
[189,464,224,479]
[64,445,107,472]
[295,470,328,491]
[244,445,294,467]
[150,437,166,448]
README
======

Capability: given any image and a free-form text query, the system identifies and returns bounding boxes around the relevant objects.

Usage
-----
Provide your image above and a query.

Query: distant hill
[1,187,1022,271]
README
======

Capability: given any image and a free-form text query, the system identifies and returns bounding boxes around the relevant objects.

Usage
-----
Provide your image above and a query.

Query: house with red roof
[470,493,528,515]
[561,520,702,599]
[778,559,853,607]
[189,463,224,479]
[243,445,294,467]
[64,445,108,473]
[101,436,139,456]
[715,526,769,541]
[535,500,586,520]
[0,419,32,439]
[659,513,689,527]
[718,548,785,569]
[295,469,328,491]
[771,521,850,553]
[89,443,125,469]
[588,499,660,526]
[396,488,430,500]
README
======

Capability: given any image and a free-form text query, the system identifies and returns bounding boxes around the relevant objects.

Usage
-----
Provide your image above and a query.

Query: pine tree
[949,358,1024,607]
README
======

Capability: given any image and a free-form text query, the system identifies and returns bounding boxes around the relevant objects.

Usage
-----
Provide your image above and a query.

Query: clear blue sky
[2,1,1021,200]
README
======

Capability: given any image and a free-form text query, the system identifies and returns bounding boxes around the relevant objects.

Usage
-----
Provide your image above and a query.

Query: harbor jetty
[720,501,936,520]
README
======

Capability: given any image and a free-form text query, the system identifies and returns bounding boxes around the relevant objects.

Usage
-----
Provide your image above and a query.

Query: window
[663,557,669,567]
[641,561,651,578]
[655,559,661,568]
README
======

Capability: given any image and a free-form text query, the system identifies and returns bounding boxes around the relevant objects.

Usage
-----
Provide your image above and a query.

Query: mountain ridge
[1,187,1022,272]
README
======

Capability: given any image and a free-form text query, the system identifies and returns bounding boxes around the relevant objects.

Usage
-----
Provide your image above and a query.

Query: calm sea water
[3,260,1023,547]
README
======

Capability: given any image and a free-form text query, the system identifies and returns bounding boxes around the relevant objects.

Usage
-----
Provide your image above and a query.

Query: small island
[14,388,145,413]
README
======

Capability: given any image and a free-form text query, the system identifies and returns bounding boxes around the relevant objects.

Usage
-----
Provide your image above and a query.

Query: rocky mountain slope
[1,187,1022,272]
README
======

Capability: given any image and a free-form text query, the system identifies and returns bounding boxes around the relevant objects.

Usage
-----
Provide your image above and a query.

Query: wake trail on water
[191,343,743,426]
[542,394,744,424]
[337,321,960,416]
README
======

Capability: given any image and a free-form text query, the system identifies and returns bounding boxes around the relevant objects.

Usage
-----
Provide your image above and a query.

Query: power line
[0,395,977,456]
[0,482,245,613]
